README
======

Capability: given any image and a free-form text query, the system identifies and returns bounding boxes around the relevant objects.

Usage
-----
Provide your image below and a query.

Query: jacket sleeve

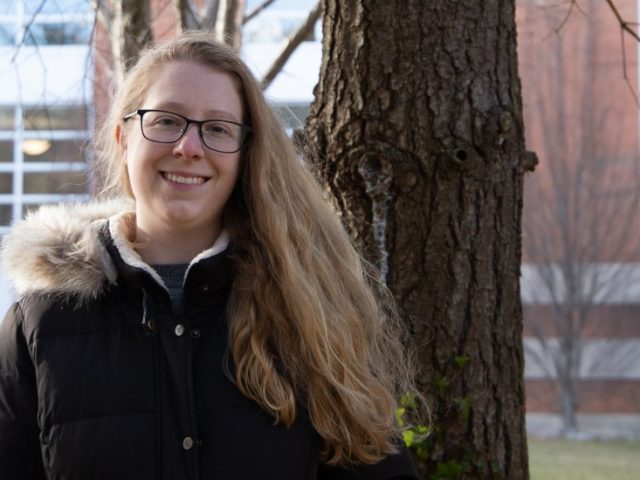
[317,444,418,480]
[0,303,46,479]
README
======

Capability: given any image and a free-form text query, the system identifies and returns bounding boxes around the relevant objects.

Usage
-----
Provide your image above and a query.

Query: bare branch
[540,0,587,41]
[10,0,47,62]
[605,0,640,42]
[554,0,578,35]
[260,0,321,90]
[608,1,640,106]
[243,0,276,25]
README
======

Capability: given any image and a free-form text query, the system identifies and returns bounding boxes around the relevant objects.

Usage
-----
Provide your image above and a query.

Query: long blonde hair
[95,32,418,466]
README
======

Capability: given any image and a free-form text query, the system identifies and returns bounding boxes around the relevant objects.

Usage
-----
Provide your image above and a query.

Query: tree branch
[603,0,640,106]
[91,0,113,32]
[10,0,47,62]
[260,0,321,90]
[175,0,202,31]
[605,0,640,42]
[243,0,276,25]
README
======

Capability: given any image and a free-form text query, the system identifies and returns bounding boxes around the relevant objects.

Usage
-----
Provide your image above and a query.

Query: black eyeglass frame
[122,109,252,154]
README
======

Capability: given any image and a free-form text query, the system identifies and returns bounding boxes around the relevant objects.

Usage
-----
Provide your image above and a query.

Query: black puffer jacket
[0,202,417,480]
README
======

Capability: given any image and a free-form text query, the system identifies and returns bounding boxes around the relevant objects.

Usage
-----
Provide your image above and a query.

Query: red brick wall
[517,0,640,419]
[524,305,640,338]
[526,379,640,414]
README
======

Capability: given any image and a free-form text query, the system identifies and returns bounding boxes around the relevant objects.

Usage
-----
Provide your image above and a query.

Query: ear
[115,124,128,161]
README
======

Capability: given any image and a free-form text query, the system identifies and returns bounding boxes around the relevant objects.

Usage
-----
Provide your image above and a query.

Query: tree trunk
[215,0,245,49]
[306,1,530,478]
[112,0,153,84]
[175,0,202,31]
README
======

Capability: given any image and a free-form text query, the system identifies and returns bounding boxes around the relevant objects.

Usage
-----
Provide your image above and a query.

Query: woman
[0,33,419,479]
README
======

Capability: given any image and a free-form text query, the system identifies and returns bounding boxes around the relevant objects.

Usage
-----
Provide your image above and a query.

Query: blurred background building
[518,0,640,439]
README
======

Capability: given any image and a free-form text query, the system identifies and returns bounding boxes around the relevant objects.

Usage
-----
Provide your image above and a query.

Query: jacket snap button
[174,324,185,337]
[191,328,201,339]
[199,283,210,293]
[182,436,194,450]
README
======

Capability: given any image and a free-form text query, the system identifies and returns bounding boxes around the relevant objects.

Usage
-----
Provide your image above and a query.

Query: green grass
[528,437,640,480]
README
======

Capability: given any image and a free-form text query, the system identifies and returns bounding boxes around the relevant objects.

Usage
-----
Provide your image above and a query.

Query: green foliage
[435,377,449,397]
[454,354,470,369]
[433,457,472,479]
[399,353,508,479]
[397,393,431,462]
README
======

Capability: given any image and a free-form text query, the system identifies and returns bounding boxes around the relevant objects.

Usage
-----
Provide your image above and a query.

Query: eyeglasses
[122,109,252,154]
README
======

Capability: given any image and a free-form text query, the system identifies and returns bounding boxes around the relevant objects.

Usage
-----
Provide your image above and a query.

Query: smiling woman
[114,62,245,264]
[0,33,419,480]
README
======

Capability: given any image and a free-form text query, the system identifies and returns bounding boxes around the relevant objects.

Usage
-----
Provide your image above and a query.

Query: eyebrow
[151,102,240,122]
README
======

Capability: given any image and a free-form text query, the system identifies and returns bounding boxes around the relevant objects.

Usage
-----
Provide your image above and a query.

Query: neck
[134,223,221,264]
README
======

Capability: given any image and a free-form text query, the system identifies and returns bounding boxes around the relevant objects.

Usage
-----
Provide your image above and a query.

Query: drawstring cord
[141,289,155,335]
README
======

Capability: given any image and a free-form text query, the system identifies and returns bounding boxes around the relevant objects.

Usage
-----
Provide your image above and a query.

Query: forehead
[143,61,244,120]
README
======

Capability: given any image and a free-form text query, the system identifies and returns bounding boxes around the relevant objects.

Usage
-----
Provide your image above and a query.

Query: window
[23,106,88,131]
[0,173,11,193]
[272,103,310,132]
[24,21,91,46]
[0,205,11,225]
[25,0,92,15]
[24,170,88,194]
[0,108,13,129]
[0,103,91,233]
[0,0,92,46]
[0,141,12,162]
[0,24,15,45]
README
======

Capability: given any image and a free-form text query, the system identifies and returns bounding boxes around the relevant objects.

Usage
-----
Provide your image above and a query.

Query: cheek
[231,153,243,178]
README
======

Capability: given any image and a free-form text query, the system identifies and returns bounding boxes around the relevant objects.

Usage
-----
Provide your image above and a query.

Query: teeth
[164,173,206,185]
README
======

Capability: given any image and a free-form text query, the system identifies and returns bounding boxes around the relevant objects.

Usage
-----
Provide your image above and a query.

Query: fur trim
[106,213,230,291]
[1,199,132,302]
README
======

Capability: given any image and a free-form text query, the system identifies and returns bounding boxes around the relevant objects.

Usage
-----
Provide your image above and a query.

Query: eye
[146,112,183,128]
[158,117,180,126]
[203,121,233,137]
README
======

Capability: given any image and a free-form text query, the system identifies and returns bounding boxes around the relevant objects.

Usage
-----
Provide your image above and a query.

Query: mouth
[161,172,210,185]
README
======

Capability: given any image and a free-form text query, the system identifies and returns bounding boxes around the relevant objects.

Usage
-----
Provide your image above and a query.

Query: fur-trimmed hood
[1,200,132,302]
[1,199,231,304]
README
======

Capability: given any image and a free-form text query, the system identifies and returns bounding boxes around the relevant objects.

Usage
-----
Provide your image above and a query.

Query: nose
[173,123,205,159]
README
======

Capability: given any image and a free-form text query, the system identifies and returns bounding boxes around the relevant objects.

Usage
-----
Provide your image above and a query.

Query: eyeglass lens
[140,110,245,153]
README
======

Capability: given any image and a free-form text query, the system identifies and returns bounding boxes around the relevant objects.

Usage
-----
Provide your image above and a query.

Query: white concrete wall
[524,338,640,379]
[0,45,92,106]
[0,264,13,321]
[527,413,640,440]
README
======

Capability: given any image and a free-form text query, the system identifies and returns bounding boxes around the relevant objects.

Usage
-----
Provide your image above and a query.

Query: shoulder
[0,199,131,304]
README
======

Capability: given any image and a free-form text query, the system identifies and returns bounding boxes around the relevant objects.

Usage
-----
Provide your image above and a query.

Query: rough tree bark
[306,1,531,478]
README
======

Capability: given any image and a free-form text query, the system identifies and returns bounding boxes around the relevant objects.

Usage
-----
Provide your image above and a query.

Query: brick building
[518,0,640,438]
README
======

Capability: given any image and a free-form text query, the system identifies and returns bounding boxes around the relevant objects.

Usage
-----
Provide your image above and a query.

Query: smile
[162,172,209,185]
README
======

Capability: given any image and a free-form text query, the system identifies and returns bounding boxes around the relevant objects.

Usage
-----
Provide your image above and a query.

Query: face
[119,61,244,241]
